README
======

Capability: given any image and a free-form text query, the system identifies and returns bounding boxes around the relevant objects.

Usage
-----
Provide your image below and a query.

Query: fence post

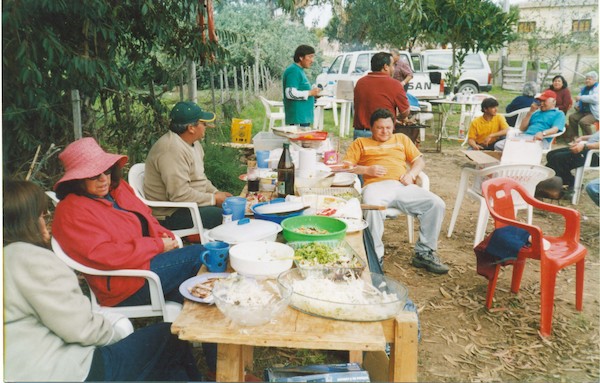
[187,59,197,103]
[241,65,246,106]
[71,89,82,140]
[210,69,216,112]
[233,67,240,113]
[224,65,230,101]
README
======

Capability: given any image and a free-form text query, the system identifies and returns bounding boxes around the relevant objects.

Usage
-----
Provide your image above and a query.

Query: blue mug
[222,197,247,221]
[200,241,230,272]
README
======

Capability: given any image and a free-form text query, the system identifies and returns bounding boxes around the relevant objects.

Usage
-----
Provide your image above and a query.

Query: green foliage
[326,0,424,51]
[214,3,322,80]
[2,0,229,185]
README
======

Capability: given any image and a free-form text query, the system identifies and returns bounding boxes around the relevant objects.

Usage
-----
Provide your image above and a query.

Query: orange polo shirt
[344,134,422,187]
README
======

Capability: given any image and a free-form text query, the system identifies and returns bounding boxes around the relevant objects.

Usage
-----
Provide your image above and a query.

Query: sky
[303,0,528,28]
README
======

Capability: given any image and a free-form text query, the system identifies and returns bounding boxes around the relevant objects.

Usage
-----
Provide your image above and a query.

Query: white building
[504,0,598,84]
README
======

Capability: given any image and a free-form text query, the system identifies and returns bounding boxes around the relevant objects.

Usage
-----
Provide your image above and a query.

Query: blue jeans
[86,322,201,381]
[117,245,203,305]
[586,178,600,206]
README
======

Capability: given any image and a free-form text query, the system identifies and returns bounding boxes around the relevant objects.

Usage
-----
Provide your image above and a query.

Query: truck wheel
[457,82,478,95]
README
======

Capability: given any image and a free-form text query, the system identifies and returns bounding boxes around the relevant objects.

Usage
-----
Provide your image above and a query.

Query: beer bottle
[277,143,295,198]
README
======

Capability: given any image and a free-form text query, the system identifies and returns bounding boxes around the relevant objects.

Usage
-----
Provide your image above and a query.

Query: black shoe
[412,251,449,274]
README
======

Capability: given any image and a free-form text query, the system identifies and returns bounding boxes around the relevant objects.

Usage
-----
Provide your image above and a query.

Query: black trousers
[546,148,599,188]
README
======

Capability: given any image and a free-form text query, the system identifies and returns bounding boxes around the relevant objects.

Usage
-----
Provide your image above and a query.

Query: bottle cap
[223,208,232,215]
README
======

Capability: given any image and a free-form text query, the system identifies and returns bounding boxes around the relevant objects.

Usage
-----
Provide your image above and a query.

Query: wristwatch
[584,143,588,151]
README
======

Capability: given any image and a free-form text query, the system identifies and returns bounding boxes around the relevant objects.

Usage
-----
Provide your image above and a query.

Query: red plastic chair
[479,177,587,337]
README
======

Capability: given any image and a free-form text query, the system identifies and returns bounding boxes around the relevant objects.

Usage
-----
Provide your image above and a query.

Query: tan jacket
[144,131,218,218]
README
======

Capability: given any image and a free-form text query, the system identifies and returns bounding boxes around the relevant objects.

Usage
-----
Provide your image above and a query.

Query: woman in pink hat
[51,137,204,308]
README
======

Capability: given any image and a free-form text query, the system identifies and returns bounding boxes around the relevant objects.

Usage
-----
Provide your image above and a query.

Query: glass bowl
[277,269,407,322]
[212,274,291,326]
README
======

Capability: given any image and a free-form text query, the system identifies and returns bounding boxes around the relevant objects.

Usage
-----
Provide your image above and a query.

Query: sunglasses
[87,167,113,181]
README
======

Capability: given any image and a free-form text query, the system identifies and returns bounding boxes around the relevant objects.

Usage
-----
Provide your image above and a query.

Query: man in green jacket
[282,45,320,129]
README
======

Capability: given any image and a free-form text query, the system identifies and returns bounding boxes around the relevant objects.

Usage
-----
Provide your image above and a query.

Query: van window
[328,55,343,74]
[463,54,484,69]
[341,55,352,74]
[426,54,452,70]
[355,53,370,74]
[411,54,421,72]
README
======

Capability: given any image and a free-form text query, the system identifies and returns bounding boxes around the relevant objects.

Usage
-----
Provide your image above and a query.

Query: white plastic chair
[447,164,555,246]
[128,163,206,243]
[380,172,430,244]
[258,96,285,132]
[572,148,600,204]
[502,107,530,129]
[51,237,182,322]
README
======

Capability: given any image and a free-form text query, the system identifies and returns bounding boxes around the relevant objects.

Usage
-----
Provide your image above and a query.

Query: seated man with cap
[494,89,566,151]
[144,101,233,232]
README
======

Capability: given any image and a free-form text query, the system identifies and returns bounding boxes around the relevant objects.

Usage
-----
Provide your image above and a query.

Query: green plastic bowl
[280,215,347,242]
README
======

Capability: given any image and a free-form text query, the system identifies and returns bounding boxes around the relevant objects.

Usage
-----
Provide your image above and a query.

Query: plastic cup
[256,150,270,168]
[222,197,247,221]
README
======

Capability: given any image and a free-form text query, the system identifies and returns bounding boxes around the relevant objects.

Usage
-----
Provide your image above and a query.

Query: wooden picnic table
[171,229,418,381]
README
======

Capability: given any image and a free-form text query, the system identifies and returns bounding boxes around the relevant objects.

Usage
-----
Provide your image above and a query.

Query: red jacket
[53,181,174,306]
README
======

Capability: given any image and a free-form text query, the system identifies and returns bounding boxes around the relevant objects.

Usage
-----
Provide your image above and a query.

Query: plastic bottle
[222,208,233,224]
[277,143,295,198]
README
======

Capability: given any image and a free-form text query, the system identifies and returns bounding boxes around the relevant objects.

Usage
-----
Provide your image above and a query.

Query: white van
[315,50,441,99]
[416,50,492,94]
[316,49,493,98]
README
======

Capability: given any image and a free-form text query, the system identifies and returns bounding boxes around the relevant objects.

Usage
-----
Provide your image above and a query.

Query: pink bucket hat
[54,137,128,190]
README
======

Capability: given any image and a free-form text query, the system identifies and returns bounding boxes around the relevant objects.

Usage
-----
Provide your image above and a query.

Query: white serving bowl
[332,172,356,187]
[229,241,294,279]
[212,274,291,326]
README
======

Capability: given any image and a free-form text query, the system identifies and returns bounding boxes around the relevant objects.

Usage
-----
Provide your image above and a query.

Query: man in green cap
[144,101,233,232]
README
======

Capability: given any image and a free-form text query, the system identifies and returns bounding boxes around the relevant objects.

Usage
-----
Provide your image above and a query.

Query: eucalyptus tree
[3,0,225,178]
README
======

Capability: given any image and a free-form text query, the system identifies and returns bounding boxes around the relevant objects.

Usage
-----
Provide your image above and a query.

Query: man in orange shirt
[343,108,449,274]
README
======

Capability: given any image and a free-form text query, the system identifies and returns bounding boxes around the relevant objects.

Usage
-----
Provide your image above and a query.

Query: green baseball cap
[169,101,216,125]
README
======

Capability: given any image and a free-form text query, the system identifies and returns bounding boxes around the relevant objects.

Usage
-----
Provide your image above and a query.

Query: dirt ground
[378,146,600,382]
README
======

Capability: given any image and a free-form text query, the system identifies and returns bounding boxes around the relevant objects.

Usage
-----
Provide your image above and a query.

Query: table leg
[242,345,254,371]
[349,350,363,364]
[339,102,347,137]
[217,343,244,382]
[389,313,418,382]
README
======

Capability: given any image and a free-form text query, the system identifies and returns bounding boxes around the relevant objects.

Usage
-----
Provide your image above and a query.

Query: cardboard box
[265,363,370,382]
[231,118,253,144]
[461,150,501,166]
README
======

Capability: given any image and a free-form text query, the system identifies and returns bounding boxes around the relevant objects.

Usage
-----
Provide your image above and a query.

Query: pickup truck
[315,50,492,99]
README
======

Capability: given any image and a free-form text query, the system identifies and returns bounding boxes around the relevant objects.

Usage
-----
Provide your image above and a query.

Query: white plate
[338,218,368,233]
[254,201,305,215]
[328,164,357,173]
[179,273,230,304]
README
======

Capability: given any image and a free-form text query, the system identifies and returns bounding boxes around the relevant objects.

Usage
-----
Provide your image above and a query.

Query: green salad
[294,242,361,268]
